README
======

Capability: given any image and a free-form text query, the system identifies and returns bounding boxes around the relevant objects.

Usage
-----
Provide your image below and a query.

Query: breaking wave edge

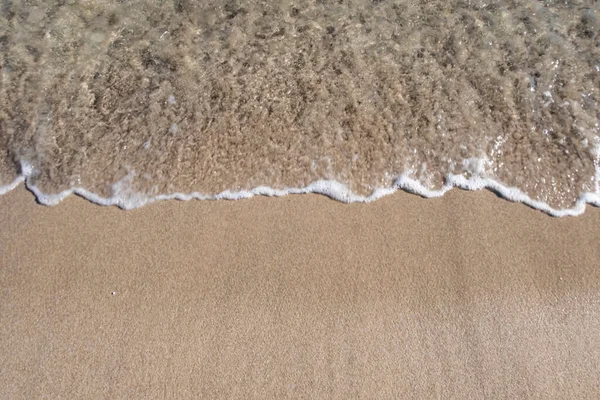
[1,162,599,218]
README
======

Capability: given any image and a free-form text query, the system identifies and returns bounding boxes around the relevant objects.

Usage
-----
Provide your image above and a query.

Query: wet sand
[1,187,599,398]
[2,0,599,209]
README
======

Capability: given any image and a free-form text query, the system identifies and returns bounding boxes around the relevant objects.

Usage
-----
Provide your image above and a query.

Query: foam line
[1,160,599,217]
[0,176,25,196]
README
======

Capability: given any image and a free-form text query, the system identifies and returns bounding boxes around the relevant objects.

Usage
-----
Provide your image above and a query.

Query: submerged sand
[1,0,599,210]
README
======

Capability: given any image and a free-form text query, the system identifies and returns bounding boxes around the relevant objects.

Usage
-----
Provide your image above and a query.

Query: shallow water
[1,0,599,213]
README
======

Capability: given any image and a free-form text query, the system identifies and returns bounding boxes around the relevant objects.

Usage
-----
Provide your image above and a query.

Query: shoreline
[2,171,599,216]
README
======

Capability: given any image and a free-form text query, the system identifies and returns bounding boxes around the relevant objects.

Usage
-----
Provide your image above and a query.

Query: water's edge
[2,162,599,217]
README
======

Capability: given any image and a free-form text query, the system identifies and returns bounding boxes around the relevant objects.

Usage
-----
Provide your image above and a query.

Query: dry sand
[1,187,600,399]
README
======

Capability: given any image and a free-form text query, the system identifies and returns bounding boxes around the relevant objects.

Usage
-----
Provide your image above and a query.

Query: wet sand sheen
[1,0,599,211]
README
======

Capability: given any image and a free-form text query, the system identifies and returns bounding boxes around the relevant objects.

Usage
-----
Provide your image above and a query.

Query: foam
[0,176,25,196]
[1,159,599,217]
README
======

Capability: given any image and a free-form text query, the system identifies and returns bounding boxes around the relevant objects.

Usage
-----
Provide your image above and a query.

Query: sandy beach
[1,187,599,398]
[2,0,599,397]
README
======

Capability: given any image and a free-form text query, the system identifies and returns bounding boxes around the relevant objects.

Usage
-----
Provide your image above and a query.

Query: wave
[2,160,598,217]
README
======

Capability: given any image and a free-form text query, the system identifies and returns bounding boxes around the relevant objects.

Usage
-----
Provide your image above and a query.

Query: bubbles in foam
[0,0,598,216]
[2,158,597,217]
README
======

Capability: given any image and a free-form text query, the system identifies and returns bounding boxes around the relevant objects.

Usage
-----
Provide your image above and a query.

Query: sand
[3,0,599,209]
[1,187,600,398]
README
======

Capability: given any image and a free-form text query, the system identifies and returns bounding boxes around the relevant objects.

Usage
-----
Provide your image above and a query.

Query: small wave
[2,160,598,217]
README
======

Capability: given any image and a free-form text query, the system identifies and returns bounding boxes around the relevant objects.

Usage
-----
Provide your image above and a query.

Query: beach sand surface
[1,187,600,399]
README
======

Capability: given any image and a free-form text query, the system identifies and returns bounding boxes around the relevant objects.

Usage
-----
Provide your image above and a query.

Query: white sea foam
[0,175,25,196]
[1,159,599,217]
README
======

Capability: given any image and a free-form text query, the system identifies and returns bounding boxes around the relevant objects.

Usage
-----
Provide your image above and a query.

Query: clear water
[1,0,599,214]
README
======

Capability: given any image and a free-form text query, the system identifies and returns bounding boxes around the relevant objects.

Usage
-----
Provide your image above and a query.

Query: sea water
[1,0,599,215]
